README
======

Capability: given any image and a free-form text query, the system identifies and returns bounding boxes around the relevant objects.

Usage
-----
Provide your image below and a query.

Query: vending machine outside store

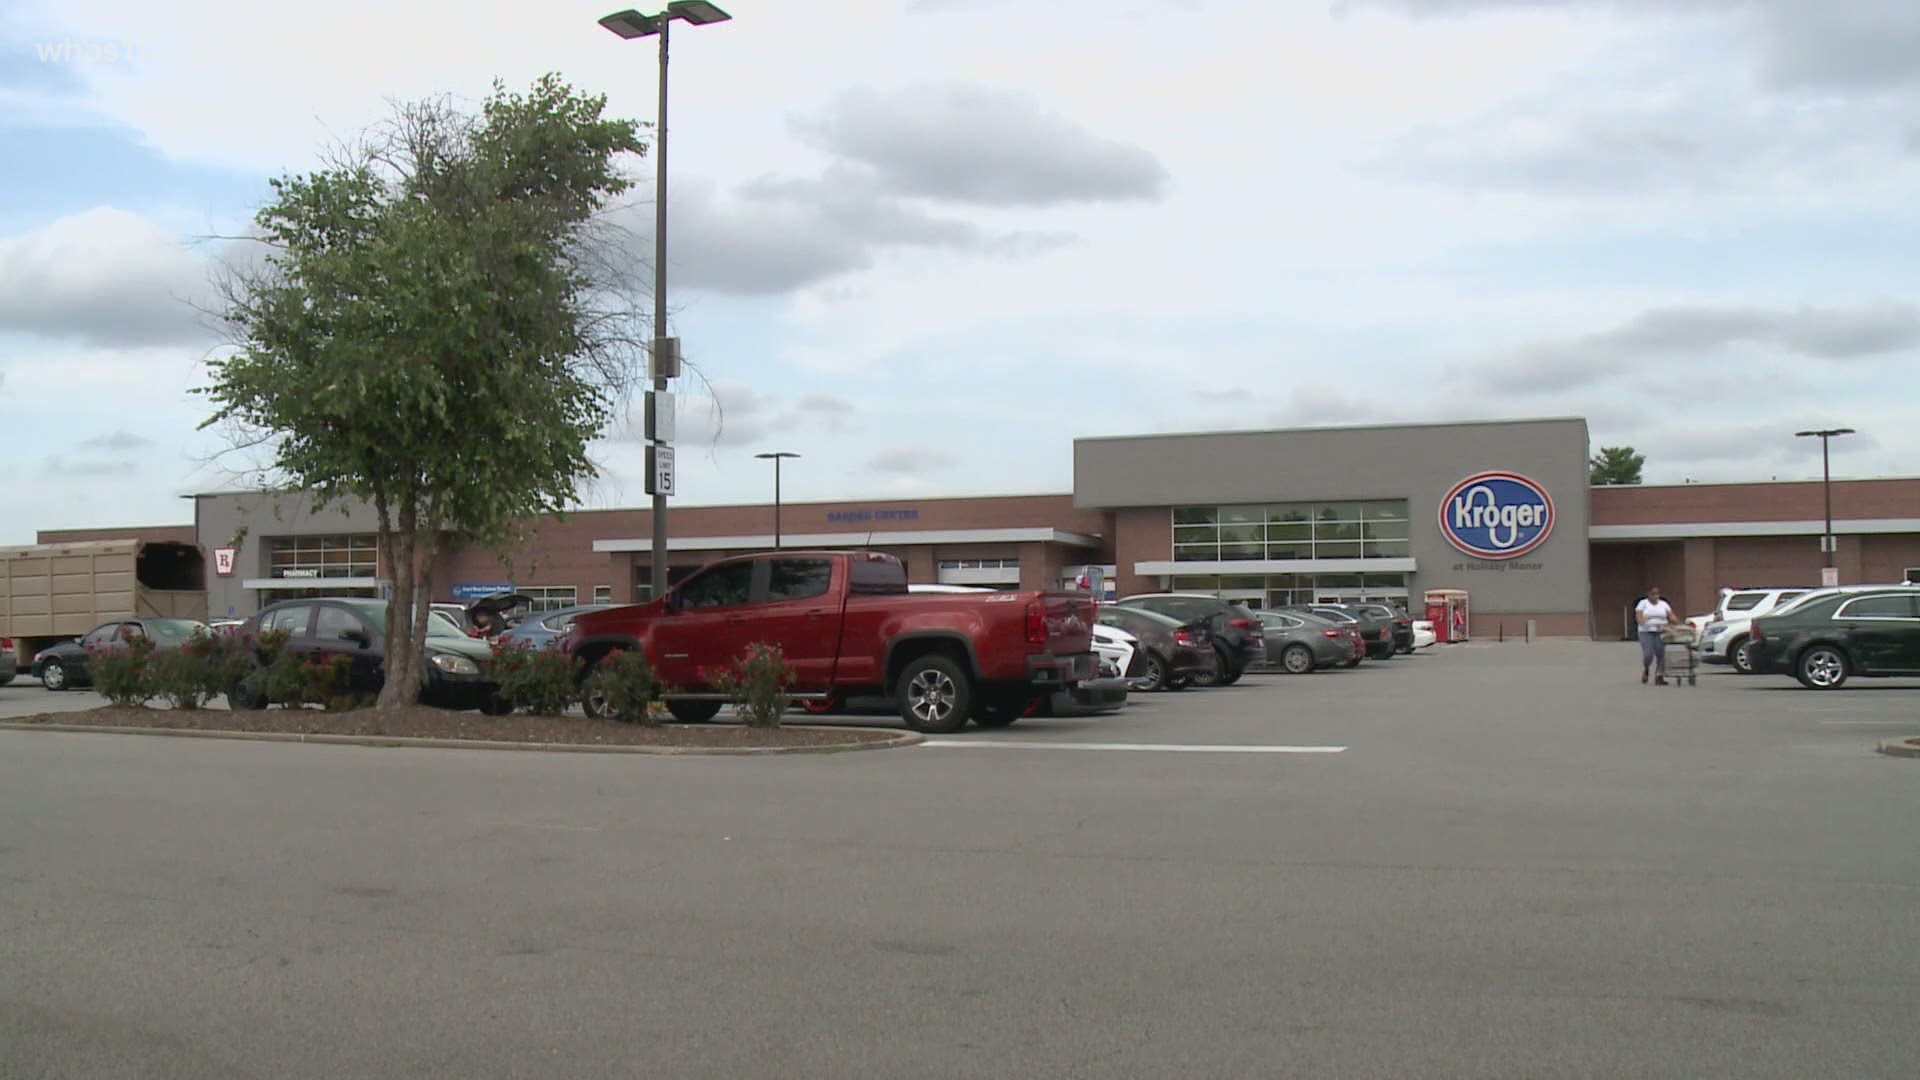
[1425,588,1470,644]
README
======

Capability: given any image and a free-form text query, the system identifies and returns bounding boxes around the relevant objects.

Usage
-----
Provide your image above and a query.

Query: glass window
[315,606,367,642]
[849,556,908,595]
[593,586,611,605]
[1219,506,1263,526]
[1173,525,1216,546]
[1362,518,1408,541]
[265,605,314,637]
[1362,500,1409,521]
[1268,506,1313,524]
[1724,592,1768,612]
[1363,540,1410,558]
[1174,544,1219,563]
[1267,521,1312,542]
[1837,594,1920,619]
[1221,542,1264,561]
[81,625,118,646]
[1173,507,1217,525]
[267,535,377,580]
[518,587,577,613]
[1315,541,1362,559]
[768,558,834,602]
[676,563,756,609]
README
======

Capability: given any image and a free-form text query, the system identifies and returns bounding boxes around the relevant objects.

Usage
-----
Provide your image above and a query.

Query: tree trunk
[376,490,423,709]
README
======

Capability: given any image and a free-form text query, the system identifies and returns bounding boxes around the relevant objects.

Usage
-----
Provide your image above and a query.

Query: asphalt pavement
[3,644,1917,1078]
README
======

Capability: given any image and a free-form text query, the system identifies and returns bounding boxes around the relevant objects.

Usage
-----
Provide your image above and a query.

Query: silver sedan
[1255,610,1356,673]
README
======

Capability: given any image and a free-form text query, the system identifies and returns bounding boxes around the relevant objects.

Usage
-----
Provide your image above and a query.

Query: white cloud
[0,208,216,345]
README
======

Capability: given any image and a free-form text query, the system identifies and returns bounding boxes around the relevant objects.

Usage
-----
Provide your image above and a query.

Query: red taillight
[1322,629,1342,639]
[1228,617,1256,629]
[0,636,11,650]
[1025,600,1046,645]
[1174,628,1196,646]
[1750,623,1764,644]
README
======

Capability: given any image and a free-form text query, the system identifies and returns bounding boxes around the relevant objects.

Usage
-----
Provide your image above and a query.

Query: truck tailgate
[1037,593,1095,656]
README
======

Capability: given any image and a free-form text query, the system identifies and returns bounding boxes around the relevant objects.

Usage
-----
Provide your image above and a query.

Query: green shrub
[261,650,355,709]
[146,631,253,710]
[711,642,794,729]
[88,634,155,707]
[582,647,660,725]
[487,640,580,716]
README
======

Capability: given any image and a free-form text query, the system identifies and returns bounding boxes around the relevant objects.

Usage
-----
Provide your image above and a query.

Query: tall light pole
[1795,427,1854,579]
[599,1,732,599]
[755,452,800,549]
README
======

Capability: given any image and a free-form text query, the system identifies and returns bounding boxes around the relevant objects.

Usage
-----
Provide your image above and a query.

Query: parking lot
[4,643,1918,1077]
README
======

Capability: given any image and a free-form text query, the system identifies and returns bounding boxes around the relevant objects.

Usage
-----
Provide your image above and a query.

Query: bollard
[1498,621,1504,643]
[1526,619,1536,643]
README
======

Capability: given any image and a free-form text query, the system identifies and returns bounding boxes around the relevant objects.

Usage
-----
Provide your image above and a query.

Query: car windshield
[142,619,205,643]
[346,601,464,638]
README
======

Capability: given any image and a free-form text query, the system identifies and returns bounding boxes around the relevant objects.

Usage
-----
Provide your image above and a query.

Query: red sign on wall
[214,547,236,577]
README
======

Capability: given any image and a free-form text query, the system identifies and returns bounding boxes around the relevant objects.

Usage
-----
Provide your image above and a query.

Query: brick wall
[35,524,197,546]
[1594,478,1920,525]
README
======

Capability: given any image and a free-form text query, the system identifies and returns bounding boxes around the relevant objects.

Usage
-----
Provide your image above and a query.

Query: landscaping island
[3,705,916,753]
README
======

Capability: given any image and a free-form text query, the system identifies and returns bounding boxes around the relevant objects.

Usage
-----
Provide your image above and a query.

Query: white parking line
[919,741,1347,753]
[1816,720,1920,727]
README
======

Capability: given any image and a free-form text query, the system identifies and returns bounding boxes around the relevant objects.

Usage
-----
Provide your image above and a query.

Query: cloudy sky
[4,0,1918,542]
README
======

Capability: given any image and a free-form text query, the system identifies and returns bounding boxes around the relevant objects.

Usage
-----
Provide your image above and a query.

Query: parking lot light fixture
[755,452,800,549]
[598,3,733,599]
[1794,427,1855,573]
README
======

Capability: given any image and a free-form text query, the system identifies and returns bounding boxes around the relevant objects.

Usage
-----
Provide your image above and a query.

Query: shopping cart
[1661,625,1699,687]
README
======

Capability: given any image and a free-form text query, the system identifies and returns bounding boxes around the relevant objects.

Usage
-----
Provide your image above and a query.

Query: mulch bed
[5,705,903,749]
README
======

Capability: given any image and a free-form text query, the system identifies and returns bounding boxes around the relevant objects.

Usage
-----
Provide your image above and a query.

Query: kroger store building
[38,417,1920,638]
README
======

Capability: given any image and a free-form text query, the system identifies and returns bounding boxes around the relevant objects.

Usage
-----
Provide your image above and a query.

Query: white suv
[1699,587,1811,673]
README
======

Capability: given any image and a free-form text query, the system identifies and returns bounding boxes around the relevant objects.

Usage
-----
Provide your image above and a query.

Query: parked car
[431,603,471,633]
[1411,620,1438,650]
[31,618,209,691]
[1253,610,1358,673]
[228,597,506,712]
[565,551,1096,733]
[1697,587,1811,673]
[1748,587,1920,689]
[1349,602,1415,654]
[0,636,16,685]
[1282,604,1396,661]
[1095,604,1218,691]
[498,604,613,651]
[1112,594,1264,685]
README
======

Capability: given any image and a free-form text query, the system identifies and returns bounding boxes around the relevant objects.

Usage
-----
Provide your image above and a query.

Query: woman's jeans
[1639,630,1666,673]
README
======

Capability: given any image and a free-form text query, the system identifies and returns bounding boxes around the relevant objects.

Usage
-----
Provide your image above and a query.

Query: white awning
[593,527,1101,553]
[242,577,384,591]
[1132,558,1417,576]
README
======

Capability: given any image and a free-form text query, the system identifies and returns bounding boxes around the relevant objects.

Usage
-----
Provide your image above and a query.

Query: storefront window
[520,586,578,613]
[268,535,377,579]
[1170,501,1409,562]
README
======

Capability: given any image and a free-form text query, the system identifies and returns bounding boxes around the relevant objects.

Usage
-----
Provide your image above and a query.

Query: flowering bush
[710,642,794,729]
[88,634,155,707]
[582,647,661,725]
[145,631,253,710]
[487,639,580,716]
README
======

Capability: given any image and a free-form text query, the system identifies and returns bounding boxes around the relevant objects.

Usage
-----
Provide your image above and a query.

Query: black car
[32,617,208,691]
[1095,604,1219,691]
[229,597,505,711]
[1748,588,1920,689]
[1113,594,1265,685]
[1350,602,1416,654]
[1285,605,1397,660]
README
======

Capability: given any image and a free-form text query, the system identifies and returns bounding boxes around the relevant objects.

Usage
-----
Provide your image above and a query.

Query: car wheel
[972,695,1025,729]
[1189,648,1228,688]
[1729,636,1754,674]
[40,660,67,692]
[1345,656,1362,668]
[227,673,269,711]
[1136,653,1167,692]
[1281,644,1315,674]
[666,699,724,723]
[896,654,972,734]
[0,673,12,687]
[1796,646,1848,690]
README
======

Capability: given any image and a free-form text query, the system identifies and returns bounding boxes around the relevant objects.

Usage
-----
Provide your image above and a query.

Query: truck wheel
[41,660,68,692]
[667,700,723,723]
[1281,644,1314,674]
[897,654,972,734]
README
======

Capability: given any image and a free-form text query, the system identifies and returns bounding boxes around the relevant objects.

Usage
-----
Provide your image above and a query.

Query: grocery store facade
[36,418,1920,637]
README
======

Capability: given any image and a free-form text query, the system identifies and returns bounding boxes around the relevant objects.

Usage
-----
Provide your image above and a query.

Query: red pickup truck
[563,550,1096,733]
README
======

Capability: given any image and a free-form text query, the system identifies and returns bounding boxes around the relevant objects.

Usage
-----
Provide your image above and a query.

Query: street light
[1794,427,1855,579]
[599,1,732,599]
[755,452,800,549]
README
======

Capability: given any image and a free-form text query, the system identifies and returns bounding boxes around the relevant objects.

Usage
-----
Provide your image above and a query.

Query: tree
[201,76,646,708]
[1590,446,1646,485]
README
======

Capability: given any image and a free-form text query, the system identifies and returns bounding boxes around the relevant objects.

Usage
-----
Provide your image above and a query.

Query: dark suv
[1350,602,1415,654]
[1113,593,1265,685]
[1748,587,1920,689]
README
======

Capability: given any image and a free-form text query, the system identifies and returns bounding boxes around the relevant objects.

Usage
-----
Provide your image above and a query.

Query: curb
[1876,736,1920,760]
[0,721,924,757]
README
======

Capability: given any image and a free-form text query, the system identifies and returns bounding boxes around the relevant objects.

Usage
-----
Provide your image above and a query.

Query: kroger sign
[1439,471,1556,560]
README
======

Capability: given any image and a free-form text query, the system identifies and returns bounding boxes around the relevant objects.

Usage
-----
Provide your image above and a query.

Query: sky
[3,0,1918,543]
